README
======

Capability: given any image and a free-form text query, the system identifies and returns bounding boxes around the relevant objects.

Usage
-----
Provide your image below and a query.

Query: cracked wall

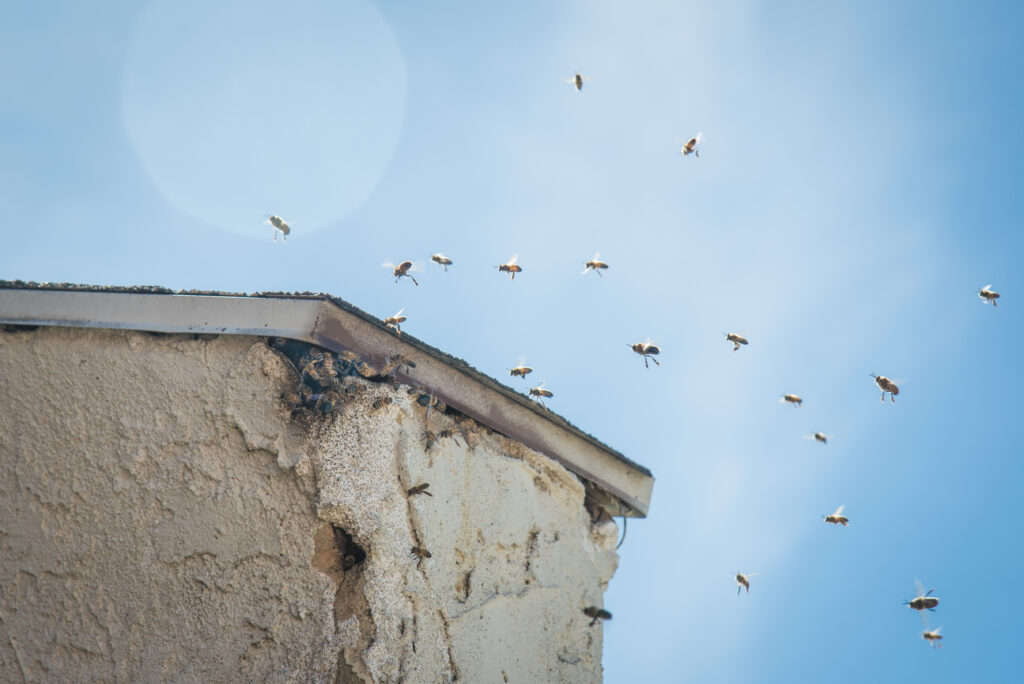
[0,327,620,682]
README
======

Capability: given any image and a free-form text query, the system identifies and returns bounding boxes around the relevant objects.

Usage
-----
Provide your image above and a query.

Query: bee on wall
[437,426,463,447]
[370,396,393,413]
[564,72,590,90]
[383,309,407,336]
[681,133,702,157]
[870,374,899,403]
[431,253,453,271]
[381,353,416,377]
[383,260,419,286]
[422,429,437,451]
[781,394,803,407]
[582,606,611,626]
[497,255,523,280]
[922,628,943,648]
[630,342,661,368]
[978,284,1000,307]
[266,215,290,242]
[529,383,553,408]
[582,253,609,277]
[407,483,432,497]
[905,580,940,613]
[725,333,748,351]
[410,546,432,568]
[736,572,756,595]
[822,505,849,526]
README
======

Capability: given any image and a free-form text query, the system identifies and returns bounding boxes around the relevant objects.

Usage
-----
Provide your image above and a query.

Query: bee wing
[694,131,703,144]
[833,505,845,517]
[382,261,396,269]
[981,284,993,291]
[915,578,927,598]
[507,254,518,266]
[392,308,405,318]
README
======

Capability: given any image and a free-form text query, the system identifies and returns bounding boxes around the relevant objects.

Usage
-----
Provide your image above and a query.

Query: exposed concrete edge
[0,286,653,516]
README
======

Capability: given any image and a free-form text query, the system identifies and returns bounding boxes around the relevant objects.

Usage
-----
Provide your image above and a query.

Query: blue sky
[3,1,1022,681]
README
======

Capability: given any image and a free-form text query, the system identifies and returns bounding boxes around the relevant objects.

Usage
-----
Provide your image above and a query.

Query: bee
[529,383,553,408]
[509,359,533,379]
[319,352,338,382]
[582,606,611,626]
[979,284,1000,307]
[410,546,432,567]
[822,505,848,526]
[781,394,803,407]
[423,429,437,451]
[870,374,899,403]
[381,353,416,377]
[811,432,830,445]
[281,390,302,410]
[922,628,943,648]
[564,72,590,90]
[431,253,453,271]
[725,333,748,351]
[302,351,325,384]
[383,260,419,286]
[905,580,940,613]
[438,426,463,446]
[582,253,609,277]
[736,572,756,595]
[630,342,661,368]
[681,132,702,157]
[310,390,341,414]
[383,309,407,336]
[370,397,393,413]
[407,483,432,497]
[497,255,522,280]
[266,214,290,242]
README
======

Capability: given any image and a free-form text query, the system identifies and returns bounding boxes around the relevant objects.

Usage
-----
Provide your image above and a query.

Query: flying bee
[922,628,943,648]
[870,374,899,403]
[529,383,553,408]
[781,394,803,407]
[823,505,848,526]
[423,429,437,451]
[438,426,463,446]
[905,580,940,613]
[407,483,432,497]
[497,255,522,280]
[736,572,756,595]
[509,365,533,379]
[431,253,453,271]
[383,260,419,286]
[681,132,702,157]
[582,253,609,277]
[630,342,661,368]
[383,309,407,336]
[370,396,393,413]
[266,214,290,242]
[807,432,831,445]
[582,606,611,626]
[725,332,748,351]
[979,284,1000,307]
[564,72,590,90]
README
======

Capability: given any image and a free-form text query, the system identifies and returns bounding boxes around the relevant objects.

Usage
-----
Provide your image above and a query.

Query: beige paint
[0,327,619,682]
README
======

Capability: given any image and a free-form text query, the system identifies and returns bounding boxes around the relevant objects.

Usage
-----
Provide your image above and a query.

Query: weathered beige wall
[0,327,619,683]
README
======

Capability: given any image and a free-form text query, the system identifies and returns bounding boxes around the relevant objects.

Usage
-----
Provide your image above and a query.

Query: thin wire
[616,515,628,549]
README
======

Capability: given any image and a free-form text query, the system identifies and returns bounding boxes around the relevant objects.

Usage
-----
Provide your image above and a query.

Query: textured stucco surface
[0,327,618,682]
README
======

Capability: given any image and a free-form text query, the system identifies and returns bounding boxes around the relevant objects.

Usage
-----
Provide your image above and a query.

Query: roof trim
[0,281,653,516]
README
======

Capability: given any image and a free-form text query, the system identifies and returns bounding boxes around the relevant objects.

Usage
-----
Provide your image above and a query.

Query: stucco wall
[0,327,619,682]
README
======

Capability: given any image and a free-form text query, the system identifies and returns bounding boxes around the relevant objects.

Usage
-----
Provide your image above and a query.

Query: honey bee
[564,72,590,90]
[410,546,432,567]
[383,309,407,336]
[736,572,756,595]
[383,260,419,286]
[431,253,453,271]
[822,505,848,526]
[978,284,1000,307]
[630,342,661,368]
[497,255,523,280]
[509,365,533,379]
[810,432,830,445]
[725,333,748,351]
[407,483,432,497]
[582,253,609,277]
[281,390,302,410]
[438,426,463,446]
[905,580,940,613]
[371,396,393,413]
[922,628,943,648]
[266,214,290,242]
[423,429,437,451]
[781,394,803,407]
[582,606,611,625]
[381,353,416,377]
[681,132,702,157]
[870,374,899,403]
[310,390,341,414]
[529,383,553,408]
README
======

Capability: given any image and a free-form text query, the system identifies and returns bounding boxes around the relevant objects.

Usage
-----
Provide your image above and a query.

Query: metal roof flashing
[0,281,653,516]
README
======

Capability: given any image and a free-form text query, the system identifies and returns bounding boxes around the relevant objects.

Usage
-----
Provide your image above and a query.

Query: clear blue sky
[3,1,1022,681]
